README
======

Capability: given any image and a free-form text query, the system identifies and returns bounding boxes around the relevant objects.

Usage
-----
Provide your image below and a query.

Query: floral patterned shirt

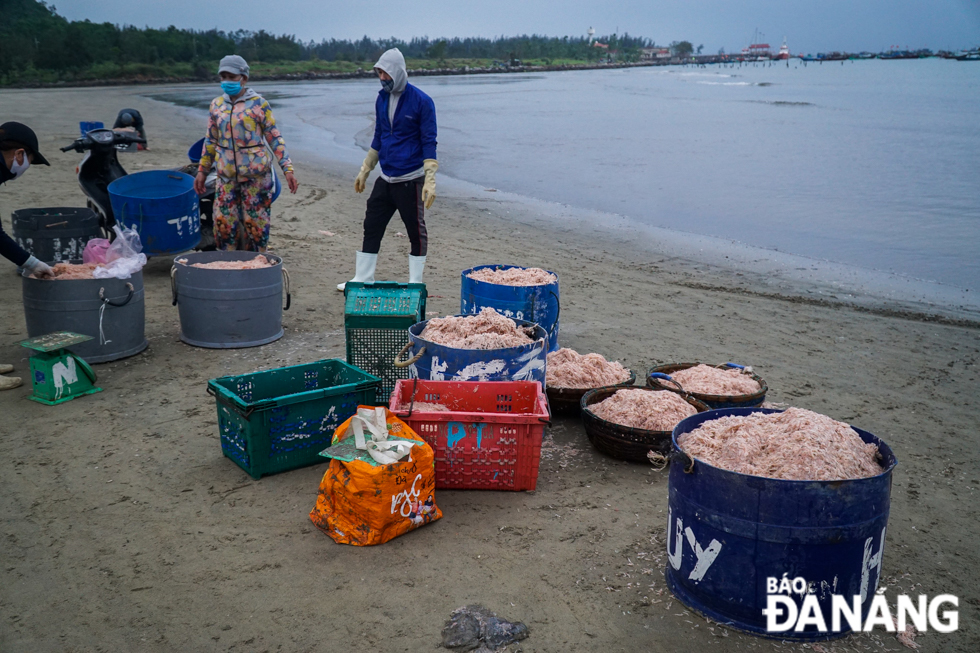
[198,89,293,180]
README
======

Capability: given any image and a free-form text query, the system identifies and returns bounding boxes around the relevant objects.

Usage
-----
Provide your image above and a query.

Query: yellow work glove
[354,148,380,193]
[422,159,438,209]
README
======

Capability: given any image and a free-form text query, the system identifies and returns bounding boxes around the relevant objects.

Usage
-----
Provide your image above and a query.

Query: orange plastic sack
[310,407,442,546]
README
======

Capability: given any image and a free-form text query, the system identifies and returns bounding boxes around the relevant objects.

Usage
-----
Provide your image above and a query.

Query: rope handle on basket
[393,343,426,368]
[281,267,291,311]
[170,266,178,306]
[649,372,685,393]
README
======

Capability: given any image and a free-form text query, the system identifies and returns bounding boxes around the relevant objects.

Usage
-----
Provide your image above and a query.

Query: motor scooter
[60,128,145,236]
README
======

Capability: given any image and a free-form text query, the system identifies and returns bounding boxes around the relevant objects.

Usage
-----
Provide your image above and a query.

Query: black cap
[0,122,50,166]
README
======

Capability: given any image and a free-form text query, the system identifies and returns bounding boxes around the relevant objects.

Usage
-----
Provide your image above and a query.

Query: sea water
[158,59,980,310]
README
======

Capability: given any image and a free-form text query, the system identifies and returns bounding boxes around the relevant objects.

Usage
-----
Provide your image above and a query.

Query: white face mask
[9,151,30,179]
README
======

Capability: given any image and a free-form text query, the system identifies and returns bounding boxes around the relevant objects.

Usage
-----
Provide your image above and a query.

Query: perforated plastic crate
[207,359,380,479]
[344,282,426,401]
[389,379,550,491]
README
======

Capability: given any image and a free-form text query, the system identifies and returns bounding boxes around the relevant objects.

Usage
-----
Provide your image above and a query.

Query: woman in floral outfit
[194,55,298,251]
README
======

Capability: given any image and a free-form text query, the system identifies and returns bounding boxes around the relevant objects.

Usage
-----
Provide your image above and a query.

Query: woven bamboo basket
[646,362,767,409]
[547,369,636,415]
[580,386,709,463]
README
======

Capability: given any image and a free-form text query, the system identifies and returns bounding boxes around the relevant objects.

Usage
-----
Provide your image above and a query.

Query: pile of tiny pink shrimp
[176,255,272,270]
[667,364,761,396]
[589,389,697,432]
[31,262,100,279]
[546,348,630,389]
[467,267,557,286]
[420,307,535,350]
[396,402,449,412]
[678,407,882,481]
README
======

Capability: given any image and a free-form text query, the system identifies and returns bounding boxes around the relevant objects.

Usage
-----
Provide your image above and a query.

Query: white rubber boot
[409,255,426,284]
[337,251,378,291]
[0,364,13,374]
[0,375,23,391]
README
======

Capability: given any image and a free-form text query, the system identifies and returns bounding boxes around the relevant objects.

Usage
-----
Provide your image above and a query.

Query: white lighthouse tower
[588,27,595,44]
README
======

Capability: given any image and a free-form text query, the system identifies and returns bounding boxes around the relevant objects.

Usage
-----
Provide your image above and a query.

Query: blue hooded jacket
[370,49,437,178]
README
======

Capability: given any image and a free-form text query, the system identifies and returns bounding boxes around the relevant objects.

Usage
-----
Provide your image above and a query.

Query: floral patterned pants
[213,173,274,251]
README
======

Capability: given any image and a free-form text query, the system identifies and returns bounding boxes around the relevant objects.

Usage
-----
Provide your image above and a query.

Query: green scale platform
[343,282,426,403]
[20,331,102,405]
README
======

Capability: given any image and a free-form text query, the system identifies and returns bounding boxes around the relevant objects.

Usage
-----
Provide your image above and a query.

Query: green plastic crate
[207,359,380,479]
[344,282,427,403]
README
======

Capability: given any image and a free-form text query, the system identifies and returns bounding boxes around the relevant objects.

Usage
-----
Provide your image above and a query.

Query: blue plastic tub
[187,138,205,163]
[80,121,104,136]
[666,407,896,641]
[108,170,200,256]
[461,265,560,352]
[403,317,548,388]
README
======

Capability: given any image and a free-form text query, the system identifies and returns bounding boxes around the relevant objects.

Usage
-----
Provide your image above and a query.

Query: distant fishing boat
[774,38,790,60]
[955,48,980,61]
[850,52,876,60]
[878,49,922,60]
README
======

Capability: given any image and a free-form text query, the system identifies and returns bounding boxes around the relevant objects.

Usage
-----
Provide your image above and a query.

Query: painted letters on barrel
[460,265,560,352]
[108,170,200,256]
[13,207,102,264]
[666,408,896,641]
[406,317,548,388]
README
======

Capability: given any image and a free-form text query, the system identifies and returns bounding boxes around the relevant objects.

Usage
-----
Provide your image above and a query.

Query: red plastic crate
[389,379,550,491]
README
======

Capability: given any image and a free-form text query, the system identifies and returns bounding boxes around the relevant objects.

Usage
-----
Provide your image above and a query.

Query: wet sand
[1,86,978,652]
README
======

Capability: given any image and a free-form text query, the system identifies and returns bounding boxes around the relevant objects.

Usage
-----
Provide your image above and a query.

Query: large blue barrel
[460,265,560,352]
[667,408,896,641]
[404,317,548,387]
[108,170,200,256]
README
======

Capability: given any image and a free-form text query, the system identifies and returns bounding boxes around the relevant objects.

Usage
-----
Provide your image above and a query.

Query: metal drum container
[171,251,290,349]
[22,266,147,364]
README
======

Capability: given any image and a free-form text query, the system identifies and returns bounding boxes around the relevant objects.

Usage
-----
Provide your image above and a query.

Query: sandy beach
[1,85,978,652]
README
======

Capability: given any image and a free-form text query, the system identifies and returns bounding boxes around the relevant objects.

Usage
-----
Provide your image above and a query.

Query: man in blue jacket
[338,48,438,290]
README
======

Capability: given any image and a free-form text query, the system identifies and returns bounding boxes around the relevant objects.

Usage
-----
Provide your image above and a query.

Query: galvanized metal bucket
[171,251,290,349]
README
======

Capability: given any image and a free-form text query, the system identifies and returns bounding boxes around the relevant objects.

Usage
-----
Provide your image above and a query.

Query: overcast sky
[51,0,980,53]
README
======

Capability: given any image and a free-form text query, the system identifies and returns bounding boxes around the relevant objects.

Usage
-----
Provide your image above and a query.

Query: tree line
[1,0,658,84]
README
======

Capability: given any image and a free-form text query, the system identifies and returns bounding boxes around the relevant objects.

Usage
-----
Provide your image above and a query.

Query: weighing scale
[20,331,102,405]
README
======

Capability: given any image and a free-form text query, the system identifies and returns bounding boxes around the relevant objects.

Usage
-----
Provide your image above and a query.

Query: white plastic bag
[93,225,147,279]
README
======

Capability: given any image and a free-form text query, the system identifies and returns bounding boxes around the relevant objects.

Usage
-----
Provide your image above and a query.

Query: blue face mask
[380,78,394,93]
[221,81,242,96]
